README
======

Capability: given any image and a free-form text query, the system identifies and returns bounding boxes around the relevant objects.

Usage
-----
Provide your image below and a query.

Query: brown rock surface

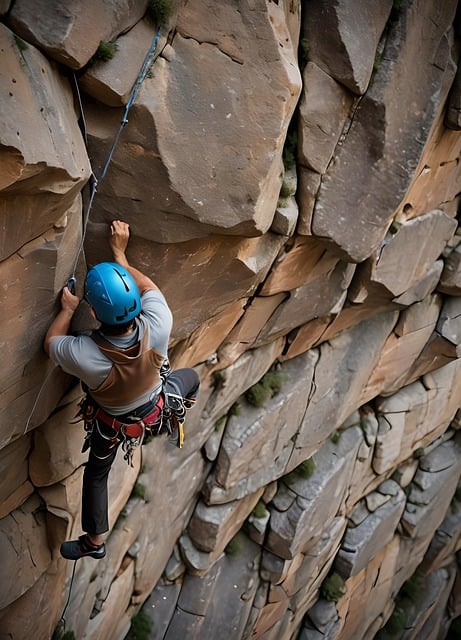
[363,294,442,399]
[310,0,458,262]
[439,242,461,294]
[78,18,162,107]
[186,490,264,574]
[0,210,81,447]
[366,210,457,297]
[0,2,461,639]
[29,387,86,487]
[0,25,90,260]
[298,62,354,173]
[85,0,302,240]
[0,494,51,609]
[302,0,393,95]
[8,0,149,69]
[334,481,406,578]
[266,427,363,560]
[0,434,32,518]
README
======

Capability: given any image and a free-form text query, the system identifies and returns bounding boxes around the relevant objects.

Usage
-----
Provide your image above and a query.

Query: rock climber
[44,219,200,560]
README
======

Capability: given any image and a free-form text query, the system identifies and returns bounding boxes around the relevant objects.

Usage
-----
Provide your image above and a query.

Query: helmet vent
[113,267,130,292]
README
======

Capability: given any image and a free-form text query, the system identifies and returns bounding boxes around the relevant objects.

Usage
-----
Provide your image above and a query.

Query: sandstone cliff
[1,1,461,639]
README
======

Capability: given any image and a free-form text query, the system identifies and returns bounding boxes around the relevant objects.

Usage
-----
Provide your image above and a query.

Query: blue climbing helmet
[85,262,141,325]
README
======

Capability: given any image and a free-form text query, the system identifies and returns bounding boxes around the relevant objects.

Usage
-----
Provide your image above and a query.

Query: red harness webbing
[95,395,164,438]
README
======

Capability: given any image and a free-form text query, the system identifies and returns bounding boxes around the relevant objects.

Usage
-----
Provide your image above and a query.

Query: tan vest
[90,318,164,407]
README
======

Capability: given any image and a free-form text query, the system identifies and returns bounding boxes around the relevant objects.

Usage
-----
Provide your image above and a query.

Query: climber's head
[85,262,141,331]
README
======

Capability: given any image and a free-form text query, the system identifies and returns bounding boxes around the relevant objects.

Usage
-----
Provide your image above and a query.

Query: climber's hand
[109,219,130,257]
[61,285,80,314]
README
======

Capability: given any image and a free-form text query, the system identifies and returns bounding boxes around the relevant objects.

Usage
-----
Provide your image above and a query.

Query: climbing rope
[72,26,161,273]
[23,26,161,436]
[55,560,77,636]
[99,27,161,182]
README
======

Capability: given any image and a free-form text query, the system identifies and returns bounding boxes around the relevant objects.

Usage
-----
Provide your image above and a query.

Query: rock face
[0,2,461,640]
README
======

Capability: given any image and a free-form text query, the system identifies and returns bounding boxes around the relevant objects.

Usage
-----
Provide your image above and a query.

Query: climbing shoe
[60,534,106,560]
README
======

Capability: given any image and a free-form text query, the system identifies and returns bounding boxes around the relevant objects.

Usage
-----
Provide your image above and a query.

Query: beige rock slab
[295,311,398,451]
[399,331,458,388]
[0,494,51,610]
[87,0,302,239]
[395,109,461,224]
[131,443,208,599]
[336,536,401,640]
[310,0,458,262]
[188,488,264,558]
[298,62,354,173]
[279,316,332,361]
[78,18,162,107]
[29,392,86,487]
[171,298,245,369]
[8,0,149,69]
[98,499,145,601]
[64,560,104,639]
[256,260,355,344]
[439,243,461,295]
[421,360,461,443]
[0,434,32,518]
[260,236,338,296]
[0,561,68,640]
[316,293,398,347]
[362,294,441,400]
[217,293,286,368]
[302,0,393,95]
[251,598,288,639]
[0,206,82,447]
[0,25,90,259]
[0,365,73,451]
[84,559,135,640]
[368,210,457,297]
[296,167,322,236]
[271,199,298,237]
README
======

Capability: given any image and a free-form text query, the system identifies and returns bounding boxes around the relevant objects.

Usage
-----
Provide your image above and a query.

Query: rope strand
[55,561,77,636]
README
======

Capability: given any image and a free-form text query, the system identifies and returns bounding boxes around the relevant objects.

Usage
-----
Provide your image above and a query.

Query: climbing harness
[23,27,161,436]
[75,385,188,466]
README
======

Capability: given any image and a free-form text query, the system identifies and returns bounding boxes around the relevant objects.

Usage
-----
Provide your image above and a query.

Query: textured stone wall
[1,1,461,639]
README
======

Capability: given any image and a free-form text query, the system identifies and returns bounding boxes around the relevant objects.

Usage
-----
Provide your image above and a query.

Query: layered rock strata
[1,1,461,639]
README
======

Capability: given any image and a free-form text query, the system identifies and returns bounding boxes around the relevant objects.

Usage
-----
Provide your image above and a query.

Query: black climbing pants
[81,368,200,535]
